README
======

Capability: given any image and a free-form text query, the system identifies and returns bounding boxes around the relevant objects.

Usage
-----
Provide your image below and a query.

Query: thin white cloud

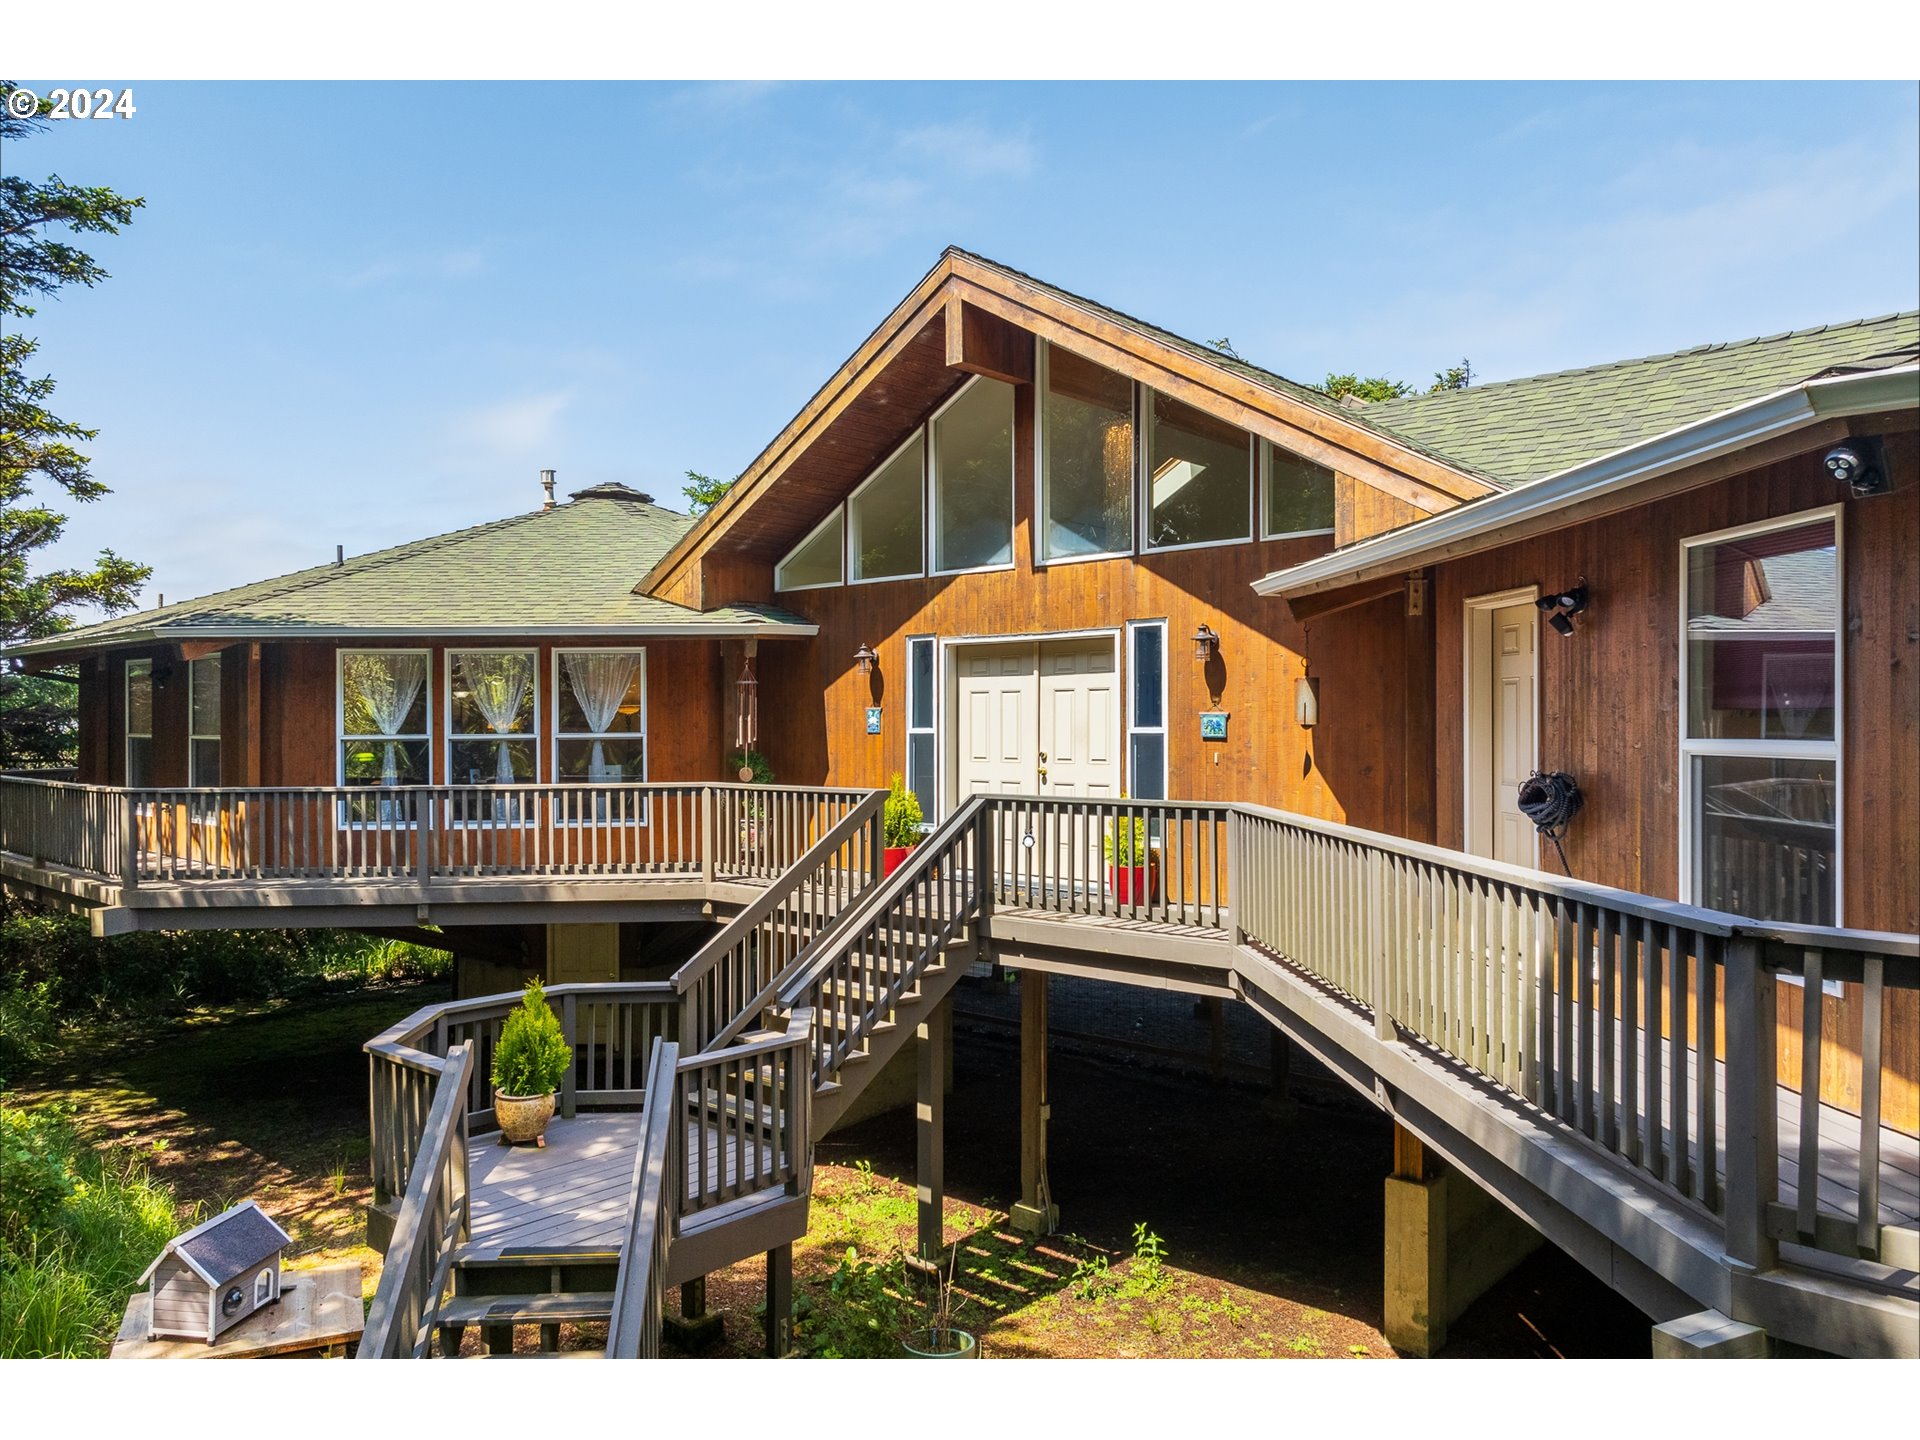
[451,391,573,453]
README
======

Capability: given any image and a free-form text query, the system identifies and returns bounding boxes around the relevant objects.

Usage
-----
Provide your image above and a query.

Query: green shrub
[1103,813,1151,867]
[726,749,775,785]
[794,1246,912,1358]
[0,1102,187,1357]
[491,980,570,1098]
[0,978,58,1086]
[882,773,923,849]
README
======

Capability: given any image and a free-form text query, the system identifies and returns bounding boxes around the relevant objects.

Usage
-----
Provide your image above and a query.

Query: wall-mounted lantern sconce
[1191,623,1220,663]
[853,642,878,676]
[1535,583,1588,638]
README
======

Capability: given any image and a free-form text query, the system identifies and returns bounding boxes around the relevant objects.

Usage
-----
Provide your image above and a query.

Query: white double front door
[953,637,1120,800]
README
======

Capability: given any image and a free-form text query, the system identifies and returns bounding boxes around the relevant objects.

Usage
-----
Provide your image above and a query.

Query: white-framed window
[447,649,537,786]
[553,649,647,785]
[1679,506,1842,926]
[1126,620,1168,800]
[848,433,926,583]
[338,649,431,790]
[125,658,154,788]
[1142,388,1254,552]
[188,655,221,787]
[254,1267,275,1306]
[775,504,845,592]
[905,635,937,822]
[930,376,1015,574]
[1036,339,1136,564]
[1261,439,1336,539]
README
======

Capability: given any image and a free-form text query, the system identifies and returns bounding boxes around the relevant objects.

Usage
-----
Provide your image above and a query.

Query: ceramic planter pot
[1107,862,1159,906]
[883,845,917,878]
[902,1327,978,1358]
[493,1091,555,1145]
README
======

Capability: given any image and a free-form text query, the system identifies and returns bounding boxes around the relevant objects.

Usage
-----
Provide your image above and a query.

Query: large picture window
[1262,441,1336,539]
[848,437,925,582]
[340,651,430,789]
[555,649,646,783]
[189,655,221,787]
[126,659,153,788]
[448,650,537,786]
[1039,342,1134,561]
[931,378,1014,573]
[1680,509,1841,925]
[1143,390,1253,550]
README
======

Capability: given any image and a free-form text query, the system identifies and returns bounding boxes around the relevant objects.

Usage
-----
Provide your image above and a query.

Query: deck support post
[1383,1124,1538,1357]
[916,996,949,1263]
[1651,1310,1770,1359]
[1263,1029,1296,1118]
[765,1244,793,1358]
[663,1276,723,1351]
[1010,971,1057,1237]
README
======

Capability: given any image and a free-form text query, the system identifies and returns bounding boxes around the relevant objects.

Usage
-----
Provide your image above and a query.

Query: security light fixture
[1825,438,1888,497]
[853,642,878,676]
[1535,583,1588,637]
[1191,623,1220,662]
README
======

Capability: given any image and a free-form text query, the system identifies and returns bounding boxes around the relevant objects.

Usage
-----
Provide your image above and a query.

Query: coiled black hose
[1517,770,1583,875]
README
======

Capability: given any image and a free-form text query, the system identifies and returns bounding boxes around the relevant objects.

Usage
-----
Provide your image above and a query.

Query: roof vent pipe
[541,469,557,511]
[335,545,344,567]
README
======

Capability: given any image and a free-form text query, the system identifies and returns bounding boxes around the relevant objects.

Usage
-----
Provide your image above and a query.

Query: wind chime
[735,639,759,781]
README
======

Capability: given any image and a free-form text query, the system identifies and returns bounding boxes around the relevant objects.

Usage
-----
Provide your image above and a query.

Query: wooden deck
[462,1113,779,1262]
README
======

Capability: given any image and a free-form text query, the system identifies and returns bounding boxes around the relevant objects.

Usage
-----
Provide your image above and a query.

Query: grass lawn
[9,978,451,1309]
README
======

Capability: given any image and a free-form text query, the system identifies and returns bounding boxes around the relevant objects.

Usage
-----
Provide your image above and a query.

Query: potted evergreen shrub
[1103,810,1159,906]
[882,773,923,878]
[491,979,571,1146]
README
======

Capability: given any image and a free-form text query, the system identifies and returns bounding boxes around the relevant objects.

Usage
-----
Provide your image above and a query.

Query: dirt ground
[18,982,1652,1357]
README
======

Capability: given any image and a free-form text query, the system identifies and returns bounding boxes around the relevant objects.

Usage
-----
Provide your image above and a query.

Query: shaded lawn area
[11,980,450,1295]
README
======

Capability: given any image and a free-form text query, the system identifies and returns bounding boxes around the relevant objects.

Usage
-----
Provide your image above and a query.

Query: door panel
[1491,603,1537,866]
[954,644,1038,797]
[1038,641,1119,799]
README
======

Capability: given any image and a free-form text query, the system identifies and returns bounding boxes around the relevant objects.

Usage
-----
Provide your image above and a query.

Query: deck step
[439,1291,615,1327]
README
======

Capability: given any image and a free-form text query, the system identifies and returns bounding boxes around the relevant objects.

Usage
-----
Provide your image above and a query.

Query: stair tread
[441,1291,616,1325]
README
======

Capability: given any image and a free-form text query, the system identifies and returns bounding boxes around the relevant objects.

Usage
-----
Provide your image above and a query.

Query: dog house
[139,1200,293,1343]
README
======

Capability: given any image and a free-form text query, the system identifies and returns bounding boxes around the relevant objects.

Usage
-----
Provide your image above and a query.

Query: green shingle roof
[1357,312,1920,487]
[13,484,811,657]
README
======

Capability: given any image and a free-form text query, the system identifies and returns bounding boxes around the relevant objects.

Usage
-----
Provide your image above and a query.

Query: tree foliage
[682,468,735,516]
[0,81,150,766]
[1321,358,1473,406]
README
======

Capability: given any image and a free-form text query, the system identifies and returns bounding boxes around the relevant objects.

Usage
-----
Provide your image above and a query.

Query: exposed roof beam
[944,295,1032,386]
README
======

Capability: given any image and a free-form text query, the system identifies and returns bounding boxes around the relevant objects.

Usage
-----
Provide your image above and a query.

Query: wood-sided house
[3,250,1914,1127]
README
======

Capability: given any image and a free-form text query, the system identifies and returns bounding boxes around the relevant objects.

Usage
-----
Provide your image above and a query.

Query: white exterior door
[954,643,1039,796]
[1038,641,1119,798]
[1491,602,1538,866]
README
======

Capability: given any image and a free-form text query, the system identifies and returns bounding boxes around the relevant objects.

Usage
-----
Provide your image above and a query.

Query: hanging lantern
[853,642,878,676]
[1192,623,1220,662]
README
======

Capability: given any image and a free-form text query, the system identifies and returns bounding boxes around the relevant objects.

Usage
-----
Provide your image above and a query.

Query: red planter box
[1107,863,1159,906]
[883,845,915,878]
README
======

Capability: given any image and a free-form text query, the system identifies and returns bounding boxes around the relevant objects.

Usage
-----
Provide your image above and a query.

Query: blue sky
[12,80,1918,607]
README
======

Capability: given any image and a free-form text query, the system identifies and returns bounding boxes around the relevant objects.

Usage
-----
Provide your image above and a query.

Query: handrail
[776,796,989,1089]
[360,1042,474,1359]
[676,1007,815,1217]
[674,789,885,1052]
[605,1035,681,1359]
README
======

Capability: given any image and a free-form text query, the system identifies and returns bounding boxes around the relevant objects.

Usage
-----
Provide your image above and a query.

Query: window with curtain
[126,659,153,787]
[932,378,1014,572]
[849,437,924,582]
[340,651,430,788]
[1040,342,1135,561]
[556,649,646,782]
[189,655,221,786]
[1681,511,1840,925]
[1144,389,1254,550]
[449,651,536,785]
[1262,441,1336,538]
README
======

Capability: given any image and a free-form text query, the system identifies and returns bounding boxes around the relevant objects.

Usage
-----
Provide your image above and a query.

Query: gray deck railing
[676,793,885,1053]
[606,1035,681,1360]
[0,775,874,890]
[360,1042,474,1359]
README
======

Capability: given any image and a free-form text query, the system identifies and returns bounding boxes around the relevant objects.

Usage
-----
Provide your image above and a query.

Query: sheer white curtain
[564,651,639,778]
[344,653,426,785]
[457,652,533,784]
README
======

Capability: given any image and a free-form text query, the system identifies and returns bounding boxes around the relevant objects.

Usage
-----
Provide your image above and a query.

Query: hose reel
[1517,770,1583,876]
